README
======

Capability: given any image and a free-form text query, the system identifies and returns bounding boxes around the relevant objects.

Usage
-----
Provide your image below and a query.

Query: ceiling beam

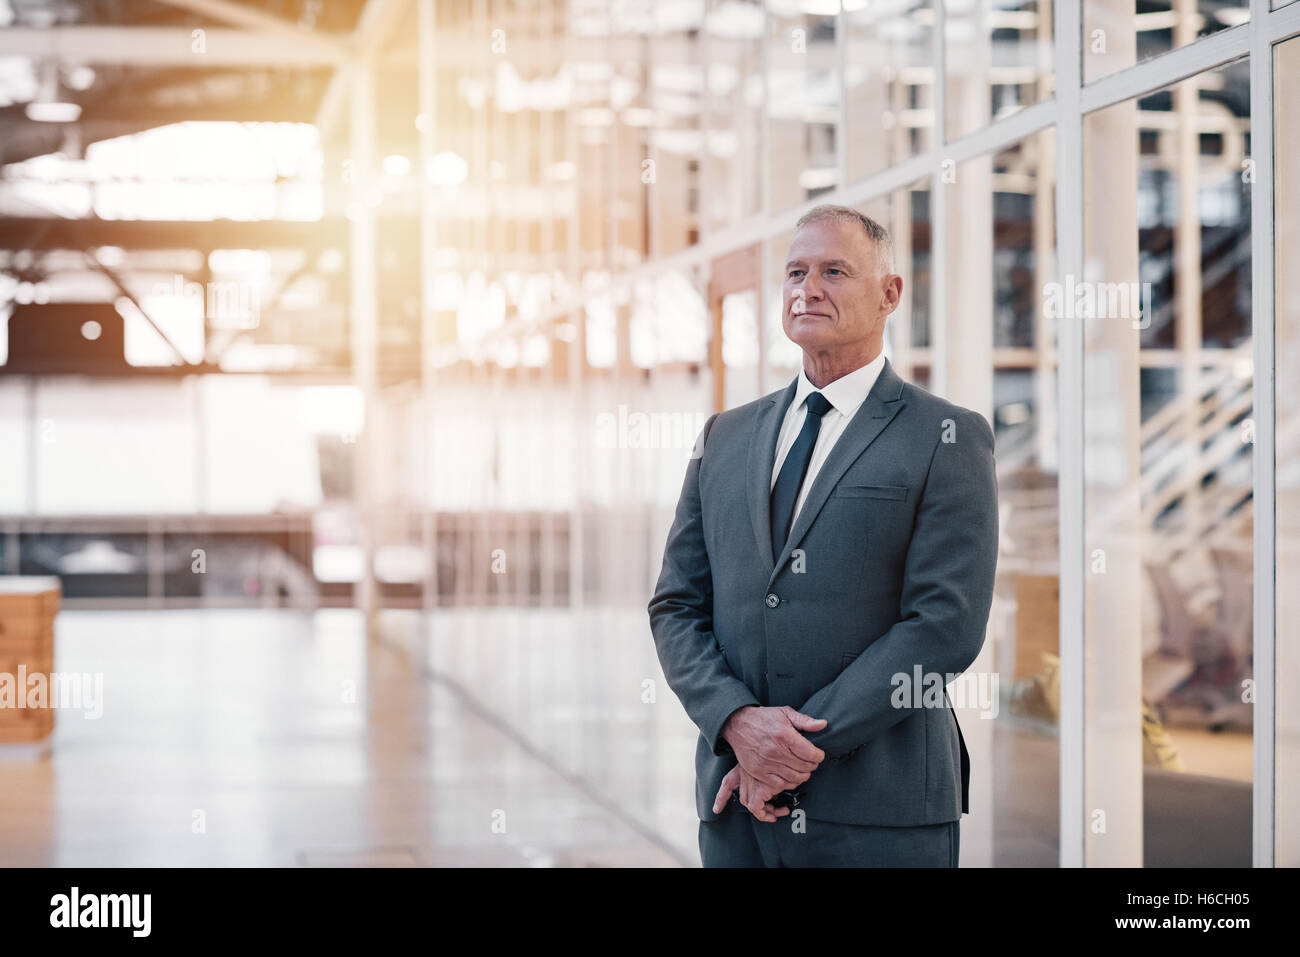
[150,0,352,61]
[0,217,354,251]
[0,27,347,66]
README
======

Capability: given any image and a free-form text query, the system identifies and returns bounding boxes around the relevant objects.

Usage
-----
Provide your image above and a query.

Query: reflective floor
[0,609,685,867]
[0,608,1060,866]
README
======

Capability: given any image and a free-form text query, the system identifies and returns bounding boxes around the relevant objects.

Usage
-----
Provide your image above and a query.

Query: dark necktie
[770,391,833,558]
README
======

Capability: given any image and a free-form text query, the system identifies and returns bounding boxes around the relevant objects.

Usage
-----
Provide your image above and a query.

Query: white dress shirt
[770,351,887,526]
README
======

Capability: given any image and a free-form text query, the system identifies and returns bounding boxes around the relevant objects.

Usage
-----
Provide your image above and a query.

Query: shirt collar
[792,350,887,417]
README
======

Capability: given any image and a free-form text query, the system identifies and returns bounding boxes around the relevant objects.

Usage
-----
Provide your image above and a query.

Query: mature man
[647,205,998,867]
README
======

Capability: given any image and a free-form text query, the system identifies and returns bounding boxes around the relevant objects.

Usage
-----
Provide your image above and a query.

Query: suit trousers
[699,804,959,867]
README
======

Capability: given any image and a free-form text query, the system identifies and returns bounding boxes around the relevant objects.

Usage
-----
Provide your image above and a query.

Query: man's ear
[882,273,903,313]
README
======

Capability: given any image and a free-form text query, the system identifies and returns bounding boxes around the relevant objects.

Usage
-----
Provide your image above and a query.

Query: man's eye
[826,268,842,275]
[788,270,803,279]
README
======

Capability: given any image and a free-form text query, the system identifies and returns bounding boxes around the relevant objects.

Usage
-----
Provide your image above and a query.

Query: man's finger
[712,765,741,814]
[739,778,767,823]
[780,729,827,764]
[751,766,803,792]
[744,796,777,823]
[748,745,819,778]
[783,707,829,733]
[739,773,788,823]
[770,753,821,779]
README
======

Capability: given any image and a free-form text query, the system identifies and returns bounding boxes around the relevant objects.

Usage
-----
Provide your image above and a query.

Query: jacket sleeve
[795,407,999,759]
[647,412,761,757]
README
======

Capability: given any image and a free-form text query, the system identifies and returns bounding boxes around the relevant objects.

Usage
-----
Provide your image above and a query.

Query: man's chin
[787,330,836,352]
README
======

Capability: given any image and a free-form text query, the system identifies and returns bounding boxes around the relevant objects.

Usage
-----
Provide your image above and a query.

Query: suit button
[765,594,779,608]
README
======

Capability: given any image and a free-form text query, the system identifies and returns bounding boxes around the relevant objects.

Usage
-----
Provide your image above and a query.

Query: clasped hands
[713,704,828,823]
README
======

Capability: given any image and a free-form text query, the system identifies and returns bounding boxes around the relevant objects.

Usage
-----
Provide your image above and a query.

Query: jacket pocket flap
[834,484,908,501]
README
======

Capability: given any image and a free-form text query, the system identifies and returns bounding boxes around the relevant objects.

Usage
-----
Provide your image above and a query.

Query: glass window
[947,129,1058,864]
[1084,1,1249,85]
[647,21,706,256]
[844,0,934,181]
[704,0,764,233]
[766,3,839,211]
[946,0,1054,141]
[1083,59,1253,865]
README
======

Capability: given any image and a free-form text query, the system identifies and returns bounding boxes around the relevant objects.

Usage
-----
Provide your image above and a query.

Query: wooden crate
[0,652,55,677]
[0,616,55,652]
[0,576,60,619]
[0,576,60,744]
[0,705,55,740]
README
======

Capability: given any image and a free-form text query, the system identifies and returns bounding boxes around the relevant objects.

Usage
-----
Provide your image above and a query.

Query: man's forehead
[786,222,872,263]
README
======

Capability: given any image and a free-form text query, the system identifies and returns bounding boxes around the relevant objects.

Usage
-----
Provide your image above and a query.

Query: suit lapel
[766,357,907,588]
[746,377,798,569]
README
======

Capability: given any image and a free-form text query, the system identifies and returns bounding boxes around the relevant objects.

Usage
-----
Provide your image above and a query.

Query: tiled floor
[5,605,1219,866]
[0,608,684,867]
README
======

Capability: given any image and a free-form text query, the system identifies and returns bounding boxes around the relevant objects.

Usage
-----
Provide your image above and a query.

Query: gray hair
[794,204,895,273]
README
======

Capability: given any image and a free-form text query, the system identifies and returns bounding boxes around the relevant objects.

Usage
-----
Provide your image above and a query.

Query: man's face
[782,219,900,356]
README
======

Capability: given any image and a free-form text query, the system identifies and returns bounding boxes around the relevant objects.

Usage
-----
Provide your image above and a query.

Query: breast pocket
[832,484,909,501]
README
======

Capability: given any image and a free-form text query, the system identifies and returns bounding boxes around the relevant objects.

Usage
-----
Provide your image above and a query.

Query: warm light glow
[382,153,411,176]
[296,386,365,436]
[425,151,468,187]
[64,65,95,91]
[25,101,81,123]
[94,246,127,267]
[8,122,328,222]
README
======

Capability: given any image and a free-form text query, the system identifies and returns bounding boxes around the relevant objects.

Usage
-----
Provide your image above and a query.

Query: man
[647,205,998,867]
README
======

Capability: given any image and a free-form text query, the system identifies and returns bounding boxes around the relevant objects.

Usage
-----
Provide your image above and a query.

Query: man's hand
[720,704,827,793]
[712,764,790,822]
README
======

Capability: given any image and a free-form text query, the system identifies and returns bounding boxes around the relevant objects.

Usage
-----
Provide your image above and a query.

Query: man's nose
[799,277,824,303]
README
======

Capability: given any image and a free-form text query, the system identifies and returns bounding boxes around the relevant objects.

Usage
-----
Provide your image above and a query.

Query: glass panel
[709,243,764,409]
[844,0,934,181]
[647,12,705,256]
[1084,1,1250,86]
[704,0,764,233]
[948,128,1058,865]
[946,0,1054,142]
[1083,59,1252,866]
[766,3,839,211]
[765,227,803,390]
[905,184,934,373]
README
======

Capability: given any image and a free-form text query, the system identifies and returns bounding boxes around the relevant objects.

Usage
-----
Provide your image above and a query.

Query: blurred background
[0,0,1297,867]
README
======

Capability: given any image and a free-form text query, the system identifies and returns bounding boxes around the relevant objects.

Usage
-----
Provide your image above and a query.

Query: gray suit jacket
[647,357,998,827]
